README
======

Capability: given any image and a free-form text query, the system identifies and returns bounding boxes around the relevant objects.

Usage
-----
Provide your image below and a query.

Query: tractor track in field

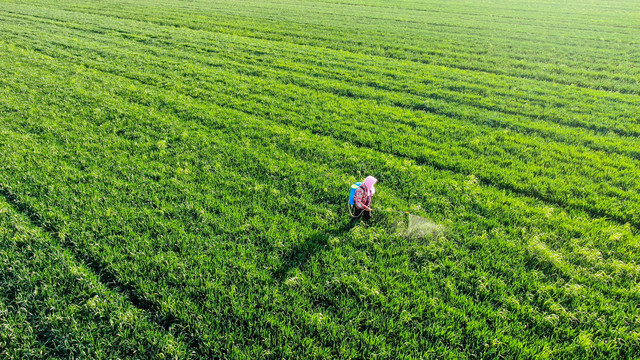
[7,34,638,231]
[3,3,639,97]
[2,1,640,357]
[4,8,640,149]
[0,184,205,355]
[4,13,640,165]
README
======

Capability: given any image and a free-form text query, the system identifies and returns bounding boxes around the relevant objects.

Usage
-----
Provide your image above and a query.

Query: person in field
[353,176,377,220]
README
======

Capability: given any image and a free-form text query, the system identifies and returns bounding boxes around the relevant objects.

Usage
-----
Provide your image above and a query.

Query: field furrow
[6,0,640,94]
[0,192,188,359]
[3,13,640,229]
[1,0,639,358]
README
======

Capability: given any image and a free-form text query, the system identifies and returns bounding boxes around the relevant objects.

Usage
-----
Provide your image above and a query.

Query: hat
[363,176,377,195]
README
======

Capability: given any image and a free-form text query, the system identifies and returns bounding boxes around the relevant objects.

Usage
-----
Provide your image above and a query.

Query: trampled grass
[0,0,639,358]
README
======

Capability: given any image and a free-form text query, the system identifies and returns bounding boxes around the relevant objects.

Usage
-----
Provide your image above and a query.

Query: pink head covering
[363,176,377,195]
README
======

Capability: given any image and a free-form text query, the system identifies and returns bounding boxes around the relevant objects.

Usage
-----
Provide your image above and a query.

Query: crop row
[3,0,640,357]
[0,194,187,358]
[4,7,639,145]
[1,36,638,357]
[3,3,638,149]
[5,1,640,128]
[5,0,639,94]
[5,12,638,228]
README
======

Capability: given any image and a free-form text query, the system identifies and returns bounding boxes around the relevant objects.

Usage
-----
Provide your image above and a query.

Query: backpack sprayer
[348,181,363,218]
[348,182,362,207]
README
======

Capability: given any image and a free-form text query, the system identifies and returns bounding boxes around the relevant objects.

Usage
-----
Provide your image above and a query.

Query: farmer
[353,176,377,220]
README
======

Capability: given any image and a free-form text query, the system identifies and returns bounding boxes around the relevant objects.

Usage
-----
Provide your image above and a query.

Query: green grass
[1,0,639,358]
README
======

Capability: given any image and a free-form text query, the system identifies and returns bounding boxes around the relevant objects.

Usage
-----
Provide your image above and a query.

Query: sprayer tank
[349,182,362,205]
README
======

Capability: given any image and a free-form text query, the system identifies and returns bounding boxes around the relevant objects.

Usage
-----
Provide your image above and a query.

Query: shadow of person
[273,220,358,281]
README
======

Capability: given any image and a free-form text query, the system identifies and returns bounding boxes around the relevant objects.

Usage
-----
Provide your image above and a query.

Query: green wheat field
[1,0,639,358]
